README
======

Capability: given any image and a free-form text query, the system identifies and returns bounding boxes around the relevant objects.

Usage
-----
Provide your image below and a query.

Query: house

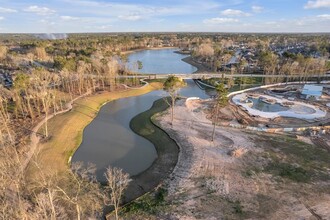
[301,85,323,100]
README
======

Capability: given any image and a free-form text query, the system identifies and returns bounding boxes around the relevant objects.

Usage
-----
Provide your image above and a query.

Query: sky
[0,0,329,33]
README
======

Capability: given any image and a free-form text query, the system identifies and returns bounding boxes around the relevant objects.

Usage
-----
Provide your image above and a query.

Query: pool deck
[232,93,327,120]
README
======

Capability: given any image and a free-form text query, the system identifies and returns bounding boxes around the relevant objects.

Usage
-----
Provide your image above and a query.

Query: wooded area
[0,33,329,219]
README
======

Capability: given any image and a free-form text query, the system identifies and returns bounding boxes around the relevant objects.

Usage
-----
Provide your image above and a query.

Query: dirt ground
[152,98,330,220]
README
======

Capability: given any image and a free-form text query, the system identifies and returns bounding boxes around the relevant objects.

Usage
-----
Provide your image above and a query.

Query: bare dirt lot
[140,98,330,220]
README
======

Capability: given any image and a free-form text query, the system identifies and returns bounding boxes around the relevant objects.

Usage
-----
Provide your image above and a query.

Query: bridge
[123,72,330,80]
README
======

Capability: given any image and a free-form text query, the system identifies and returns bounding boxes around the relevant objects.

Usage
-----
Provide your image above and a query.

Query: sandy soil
[156,98,330,220]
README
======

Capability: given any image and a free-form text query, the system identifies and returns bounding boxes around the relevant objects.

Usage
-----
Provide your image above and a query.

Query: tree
[14,73,35,121]
[0,145,27,219]
[137,60,143,69]
[104,166,130,220]
[0,46,7,61]
[211,83,228,142]
[0,86,14,146]
[163,76,186,125]
[57,162,103,220]
[31,69,54,137]
[33,47,48,61]
[259,50,278,84]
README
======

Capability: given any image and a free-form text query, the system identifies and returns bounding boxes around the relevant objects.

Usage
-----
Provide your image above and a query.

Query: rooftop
[302,85,323,97]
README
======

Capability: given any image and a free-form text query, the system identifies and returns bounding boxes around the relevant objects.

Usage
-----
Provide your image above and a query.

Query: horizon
[0,0,329,33]
[1,31,330,35]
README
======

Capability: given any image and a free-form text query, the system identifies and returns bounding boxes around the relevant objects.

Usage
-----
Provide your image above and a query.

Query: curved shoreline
[125,98,179,202]
[69,83,163,168]
[181,56,210,73]
[121,46,178,55]
[26,82,163,180]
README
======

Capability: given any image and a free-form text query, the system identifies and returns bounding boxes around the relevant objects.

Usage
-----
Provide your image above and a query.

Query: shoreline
[121,46,178,55]
[26,82,163,181]
[181,56,210,73]
[122,46,209,75]
[124,98,179,203]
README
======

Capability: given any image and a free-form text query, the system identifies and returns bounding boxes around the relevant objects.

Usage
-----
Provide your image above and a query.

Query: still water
[249,98,289,112]
[72,49,212,181]
[127,48,197,74]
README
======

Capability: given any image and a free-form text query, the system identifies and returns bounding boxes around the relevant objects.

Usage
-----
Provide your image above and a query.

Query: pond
[72,48,212,181]
[127,48,197,74]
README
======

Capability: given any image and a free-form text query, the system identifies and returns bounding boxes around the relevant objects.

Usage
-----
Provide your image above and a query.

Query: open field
[25,82,163,183]
[122,98,330,219]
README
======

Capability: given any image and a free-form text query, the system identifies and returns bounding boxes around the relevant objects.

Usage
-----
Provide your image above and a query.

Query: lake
[72,49,212,181]
[127,48,197,74]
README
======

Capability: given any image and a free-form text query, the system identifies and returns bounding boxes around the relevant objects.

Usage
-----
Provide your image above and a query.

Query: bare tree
[56,162,103,220]
[104,166,130,220]
[106,58,119,90]
[0,145,27,219]
[31,69,55,137]
[0,86,14,146]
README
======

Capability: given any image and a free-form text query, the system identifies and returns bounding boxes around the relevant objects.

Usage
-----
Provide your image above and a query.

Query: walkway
[122,73,330,80]
[22,90,92,171]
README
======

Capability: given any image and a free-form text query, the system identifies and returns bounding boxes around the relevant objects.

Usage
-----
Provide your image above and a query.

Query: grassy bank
[123,98,179,203]
[26,82,163,181]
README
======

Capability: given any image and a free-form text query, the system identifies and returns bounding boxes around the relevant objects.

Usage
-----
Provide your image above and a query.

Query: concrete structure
[301,85,323,100]
[232,93,326,120]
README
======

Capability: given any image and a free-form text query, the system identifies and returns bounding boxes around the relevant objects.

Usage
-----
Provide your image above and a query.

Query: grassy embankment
[105,98,178,219]
[117,97,179,203]
[26,82,163,180]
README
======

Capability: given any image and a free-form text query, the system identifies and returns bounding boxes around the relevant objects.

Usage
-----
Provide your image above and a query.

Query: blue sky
[0,0,329,33]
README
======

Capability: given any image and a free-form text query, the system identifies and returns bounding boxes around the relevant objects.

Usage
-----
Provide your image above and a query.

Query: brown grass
[26,83,163,181]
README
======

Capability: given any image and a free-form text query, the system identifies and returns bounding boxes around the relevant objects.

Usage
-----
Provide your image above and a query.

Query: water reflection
[127,48,197,74]
[73,49,213,181]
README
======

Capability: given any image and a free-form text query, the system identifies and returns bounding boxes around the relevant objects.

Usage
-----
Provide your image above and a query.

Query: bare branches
[104,166,130,220]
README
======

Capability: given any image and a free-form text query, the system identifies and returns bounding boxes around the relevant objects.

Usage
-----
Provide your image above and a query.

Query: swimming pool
[249,98,289,112]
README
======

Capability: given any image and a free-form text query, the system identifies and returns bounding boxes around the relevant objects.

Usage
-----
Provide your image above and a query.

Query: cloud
[203,17,239,24]
[304,0,330,9]
[252,6,264,13]
[118,14,143,21]
[24,6,56,15]
[96,25,112,30]
[0,17,4,21]
[221,9,251,16]
[39,19,55,26]
[0,7,17,13]
[62,0,220,17]
[317,14,330,19]
[62,0,102,7]
[60,16,81,21]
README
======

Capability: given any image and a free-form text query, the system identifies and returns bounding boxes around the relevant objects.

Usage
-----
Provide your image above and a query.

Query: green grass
[265,162,311,182]
[266,136,330,170]
[26,82,163,182]
[248,135,330,183]
[121,187,168,215]
[145,78,166,83]
[224,198,245,217]
[130,97,179,162]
